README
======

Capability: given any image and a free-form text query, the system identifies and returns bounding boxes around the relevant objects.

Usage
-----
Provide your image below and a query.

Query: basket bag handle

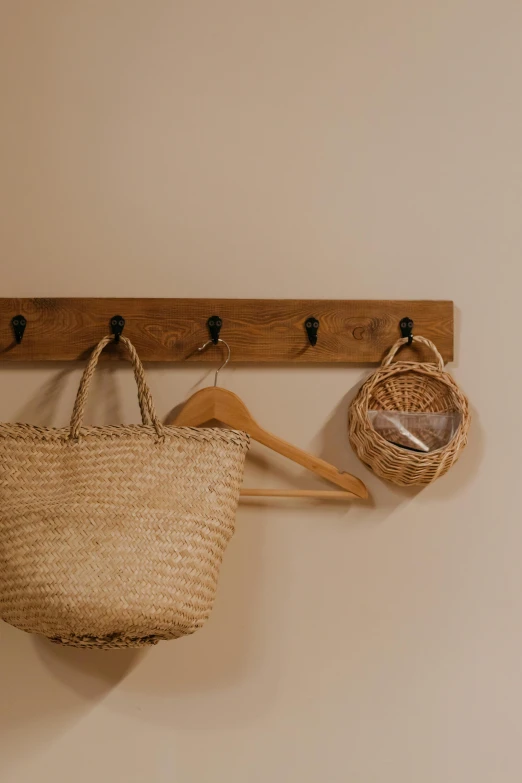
[70,335,165,441]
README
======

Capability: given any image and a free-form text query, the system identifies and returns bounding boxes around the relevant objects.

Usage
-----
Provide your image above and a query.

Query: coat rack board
[0,298,453,363]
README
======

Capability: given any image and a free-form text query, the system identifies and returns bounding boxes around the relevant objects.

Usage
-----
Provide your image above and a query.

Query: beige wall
[0,2,520,781]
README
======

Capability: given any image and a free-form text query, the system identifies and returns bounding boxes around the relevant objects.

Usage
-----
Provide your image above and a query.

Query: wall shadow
[0,621,142,778]
[9,362,125,428]
[32,637,145,697]
[11,365,78,426]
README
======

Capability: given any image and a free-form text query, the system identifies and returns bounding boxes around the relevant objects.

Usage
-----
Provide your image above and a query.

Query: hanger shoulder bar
[246,422,368,499]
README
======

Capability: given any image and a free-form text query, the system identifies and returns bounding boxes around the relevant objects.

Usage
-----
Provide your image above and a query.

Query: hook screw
[305,317,319,346]
[400,317,414,346]
[110,315,125,343]
[207,315,223,345]
[11,315,27,344]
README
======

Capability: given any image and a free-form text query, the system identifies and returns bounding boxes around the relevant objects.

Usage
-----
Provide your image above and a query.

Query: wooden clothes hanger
[174,339,368,501]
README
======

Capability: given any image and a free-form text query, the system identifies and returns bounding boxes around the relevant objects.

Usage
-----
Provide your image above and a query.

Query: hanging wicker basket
[348,336,470,486]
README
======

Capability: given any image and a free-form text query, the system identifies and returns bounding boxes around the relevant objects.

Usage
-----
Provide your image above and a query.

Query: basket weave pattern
[0,336,249,649]
[349,336,470,486]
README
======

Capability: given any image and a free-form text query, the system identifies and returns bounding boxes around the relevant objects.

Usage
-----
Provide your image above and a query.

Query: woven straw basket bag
[0,335,249,649]
[349,336,470,486]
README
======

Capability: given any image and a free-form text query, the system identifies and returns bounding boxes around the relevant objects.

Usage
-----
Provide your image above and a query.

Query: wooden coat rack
[0,298,453,363]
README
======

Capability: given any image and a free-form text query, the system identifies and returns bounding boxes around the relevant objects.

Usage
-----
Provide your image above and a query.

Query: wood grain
[0,298,453,363]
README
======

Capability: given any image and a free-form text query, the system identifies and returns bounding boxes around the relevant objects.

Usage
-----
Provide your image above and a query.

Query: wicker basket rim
[0,422,250,444]
[368,360,458,386]
[362,364,466,413]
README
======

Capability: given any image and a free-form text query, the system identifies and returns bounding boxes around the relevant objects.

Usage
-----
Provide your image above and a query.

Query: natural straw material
[349,336,470,486]
[0,335,249,649]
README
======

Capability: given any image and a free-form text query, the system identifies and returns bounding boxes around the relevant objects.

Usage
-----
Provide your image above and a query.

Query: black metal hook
[11,315,27,344]
[110,315,125,343]
[305,316,319,347]
[207,315,222,345]
[400,317,414,345]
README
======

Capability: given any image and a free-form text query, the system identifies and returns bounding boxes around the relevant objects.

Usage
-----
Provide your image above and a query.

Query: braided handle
[381,335,445,371]
[69,335,164,441]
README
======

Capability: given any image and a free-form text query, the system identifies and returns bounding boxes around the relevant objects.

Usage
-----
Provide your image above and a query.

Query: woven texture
[348,336,470,486]
[0,336,249,649]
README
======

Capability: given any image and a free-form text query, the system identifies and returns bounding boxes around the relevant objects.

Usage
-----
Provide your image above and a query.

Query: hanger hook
[198,338,231,386]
